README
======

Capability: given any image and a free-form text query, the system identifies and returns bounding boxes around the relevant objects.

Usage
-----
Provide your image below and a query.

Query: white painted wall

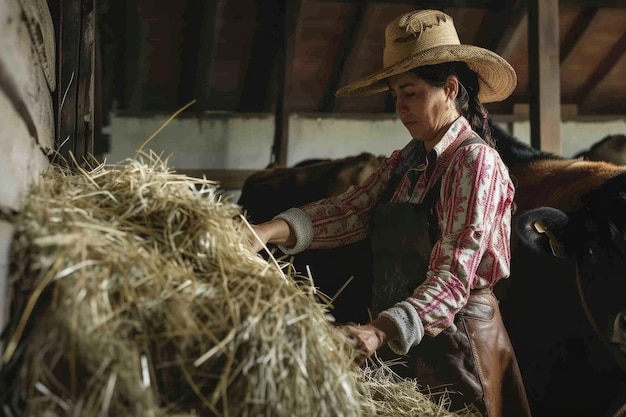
[103,114,412,169]
[102,115,276,169]
[104,113,626,171]
[511,118,626,158]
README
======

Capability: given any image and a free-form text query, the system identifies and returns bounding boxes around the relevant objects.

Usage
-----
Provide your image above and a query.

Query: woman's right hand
[340,317,398,366]
[245,223,270,253]
[244,219,295,253]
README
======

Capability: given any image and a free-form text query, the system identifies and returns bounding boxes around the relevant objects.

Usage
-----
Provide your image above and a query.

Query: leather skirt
[369,201,533,416]
[415,288,533,417]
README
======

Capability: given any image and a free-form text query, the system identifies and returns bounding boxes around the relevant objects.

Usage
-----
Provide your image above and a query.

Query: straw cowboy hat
[335,9,517,103]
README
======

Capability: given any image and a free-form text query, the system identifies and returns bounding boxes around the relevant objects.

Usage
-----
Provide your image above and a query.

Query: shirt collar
[399,116,474,173]
[430,116,472,160]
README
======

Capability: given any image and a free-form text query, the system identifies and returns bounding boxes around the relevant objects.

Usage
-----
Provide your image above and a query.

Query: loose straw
[0,100,481,417]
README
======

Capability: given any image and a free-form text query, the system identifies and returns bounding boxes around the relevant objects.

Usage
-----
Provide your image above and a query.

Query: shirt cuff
[378,301,424,355]
[273,208,314,255]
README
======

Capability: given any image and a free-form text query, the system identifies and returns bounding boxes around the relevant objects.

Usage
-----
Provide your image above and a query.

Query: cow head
[514,172,626,371]
[574,134,626,165]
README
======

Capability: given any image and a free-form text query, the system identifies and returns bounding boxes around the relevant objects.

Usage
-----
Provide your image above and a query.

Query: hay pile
[0,151,481,417]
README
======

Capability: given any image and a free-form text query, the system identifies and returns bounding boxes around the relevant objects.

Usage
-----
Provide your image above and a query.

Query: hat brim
[335,44,517,104]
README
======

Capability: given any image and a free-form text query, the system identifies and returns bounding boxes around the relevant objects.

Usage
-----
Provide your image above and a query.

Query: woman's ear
[446,75,459,100]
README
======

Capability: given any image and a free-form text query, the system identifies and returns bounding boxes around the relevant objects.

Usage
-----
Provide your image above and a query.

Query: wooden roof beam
[560,6,598,63]
[495,9,527,62]
[177,0,220,115]
[475,0,525,52]
[319,3,367,112]
[238,0,284,112]
[575,32,626,107]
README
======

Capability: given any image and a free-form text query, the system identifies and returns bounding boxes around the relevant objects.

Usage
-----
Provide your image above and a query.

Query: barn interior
[91,0,626,197]
[1,0,626,416]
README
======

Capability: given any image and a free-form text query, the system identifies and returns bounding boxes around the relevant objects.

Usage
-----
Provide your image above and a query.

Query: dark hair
[413,62,494,147]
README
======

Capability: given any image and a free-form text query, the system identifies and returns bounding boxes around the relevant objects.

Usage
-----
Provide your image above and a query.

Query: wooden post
[528,0,561,155]
[271,0,301,167]
[55,0,96,163]
[74,0,95,159]
[55,0,82,159]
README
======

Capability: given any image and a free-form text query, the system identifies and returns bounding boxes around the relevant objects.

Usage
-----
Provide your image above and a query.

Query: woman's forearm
[255,219,296,248]
[266,219,296,246]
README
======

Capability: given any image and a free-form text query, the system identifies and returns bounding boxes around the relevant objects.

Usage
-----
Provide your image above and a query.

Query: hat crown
[383,10,460,67]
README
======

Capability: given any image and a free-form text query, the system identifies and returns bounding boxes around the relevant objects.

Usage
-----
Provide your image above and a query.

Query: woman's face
[388,71,458,148]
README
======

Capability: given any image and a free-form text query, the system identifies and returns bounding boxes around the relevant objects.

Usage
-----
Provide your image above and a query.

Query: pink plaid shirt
[298,117,515,338]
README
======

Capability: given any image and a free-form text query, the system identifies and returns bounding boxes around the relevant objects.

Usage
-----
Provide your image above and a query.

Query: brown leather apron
[369,138,532,417]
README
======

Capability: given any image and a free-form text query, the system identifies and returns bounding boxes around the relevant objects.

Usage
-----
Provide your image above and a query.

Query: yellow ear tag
[534,220,567,259]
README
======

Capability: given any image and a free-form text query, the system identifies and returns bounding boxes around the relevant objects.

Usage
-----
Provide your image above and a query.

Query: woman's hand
[341,317,399,365]
[244,219,296,253]
[244,223,269,253]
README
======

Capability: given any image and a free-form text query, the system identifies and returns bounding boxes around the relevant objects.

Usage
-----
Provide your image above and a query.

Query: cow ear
[515,207,569,258]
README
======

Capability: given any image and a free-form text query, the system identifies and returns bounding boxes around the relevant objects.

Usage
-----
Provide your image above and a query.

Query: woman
[246,9,532,417]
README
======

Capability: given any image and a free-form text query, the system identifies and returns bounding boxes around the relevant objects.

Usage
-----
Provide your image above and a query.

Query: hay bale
[0,151,481,417]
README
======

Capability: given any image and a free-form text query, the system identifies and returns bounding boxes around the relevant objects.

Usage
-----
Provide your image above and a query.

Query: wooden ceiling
[98,0,626,118]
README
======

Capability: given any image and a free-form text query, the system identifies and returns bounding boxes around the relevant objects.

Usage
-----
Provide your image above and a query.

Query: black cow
[490,122,626,417]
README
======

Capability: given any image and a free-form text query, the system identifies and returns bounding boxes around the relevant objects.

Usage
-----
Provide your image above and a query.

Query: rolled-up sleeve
[273,151,403,253]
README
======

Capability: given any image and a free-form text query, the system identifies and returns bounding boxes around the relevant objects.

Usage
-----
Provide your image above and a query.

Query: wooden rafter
[177,0,220,114]
[560,7,598,63]
[495,10,527,62]
[476,0,525,52]
[238,0,284,112]
[319,3,367,113]
[473,10,499,50]
[575,31,626,107]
